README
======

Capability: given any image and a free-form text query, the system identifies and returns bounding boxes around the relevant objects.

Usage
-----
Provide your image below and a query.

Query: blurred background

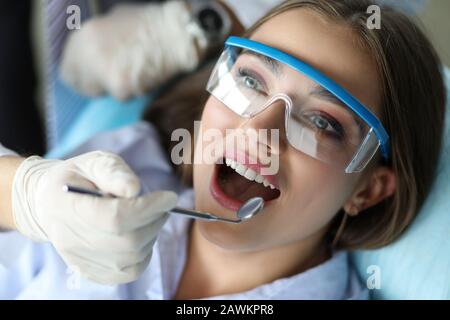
[420,0,450,66]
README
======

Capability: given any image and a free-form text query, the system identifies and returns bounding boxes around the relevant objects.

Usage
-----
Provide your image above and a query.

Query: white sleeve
[0,143,18,157]
[222,0,283,29]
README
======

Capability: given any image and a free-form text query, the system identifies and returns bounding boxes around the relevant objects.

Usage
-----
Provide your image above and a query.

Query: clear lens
[207,46,380,173]
[207,48,267,117]
[344,129,380,173]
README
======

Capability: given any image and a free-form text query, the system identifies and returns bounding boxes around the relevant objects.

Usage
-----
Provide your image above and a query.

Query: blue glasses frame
[224,36,390,160]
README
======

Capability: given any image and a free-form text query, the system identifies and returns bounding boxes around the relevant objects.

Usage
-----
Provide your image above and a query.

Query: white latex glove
[12,151,177,285]
[60,1,207,100]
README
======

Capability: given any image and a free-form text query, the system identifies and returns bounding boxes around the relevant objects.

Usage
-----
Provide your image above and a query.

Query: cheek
[201,96,239,131]
[274,154,357,240]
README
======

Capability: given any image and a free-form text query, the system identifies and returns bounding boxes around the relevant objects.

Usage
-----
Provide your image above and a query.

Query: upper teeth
[225,158,276,190]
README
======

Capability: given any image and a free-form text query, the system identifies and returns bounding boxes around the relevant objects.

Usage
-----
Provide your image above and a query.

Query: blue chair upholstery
[45,94,152,159]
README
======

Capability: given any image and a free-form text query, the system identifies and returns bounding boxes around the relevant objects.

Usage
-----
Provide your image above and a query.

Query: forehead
[250,9,382,116]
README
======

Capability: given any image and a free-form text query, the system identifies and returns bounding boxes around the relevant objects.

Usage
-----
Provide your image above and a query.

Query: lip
[224,149,280,189]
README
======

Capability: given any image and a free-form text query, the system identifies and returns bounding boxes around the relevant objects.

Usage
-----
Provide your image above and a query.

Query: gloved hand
[60,1,208,100]
[12,151,178,285]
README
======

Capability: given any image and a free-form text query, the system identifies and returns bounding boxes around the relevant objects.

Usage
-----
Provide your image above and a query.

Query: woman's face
[193,9,382,251]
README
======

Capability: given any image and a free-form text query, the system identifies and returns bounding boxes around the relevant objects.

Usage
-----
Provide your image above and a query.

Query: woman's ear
[344,166,396,216]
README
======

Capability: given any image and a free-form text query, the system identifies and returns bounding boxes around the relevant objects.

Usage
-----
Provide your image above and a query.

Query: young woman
[0,0,446,299]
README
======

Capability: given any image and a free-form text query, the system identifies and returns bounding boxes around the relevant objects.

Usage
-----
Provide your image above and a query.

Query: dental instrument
[63,185,264,224]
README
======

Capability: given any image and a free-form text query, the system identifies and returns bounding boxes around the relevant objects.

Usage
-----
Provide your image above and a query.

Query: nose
[238,95,291,155]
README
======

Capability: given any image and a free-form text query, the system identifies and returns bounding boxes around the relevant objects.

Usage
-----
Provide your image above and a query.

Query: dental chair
[45,67,450,299]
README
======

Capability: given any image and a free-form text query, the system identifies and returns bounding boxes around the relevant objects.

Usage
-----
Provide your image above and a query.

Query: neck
[176,221,330,299]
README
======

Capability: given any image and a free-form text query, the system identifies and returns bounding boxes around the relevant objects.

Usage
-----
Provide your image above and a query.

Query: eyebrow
[310,85,348,109]
[241,50,282,76]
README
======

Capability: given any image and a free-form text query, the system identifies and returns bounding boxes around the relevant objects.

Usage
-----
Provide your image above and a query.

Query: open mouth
[210,157,281,211]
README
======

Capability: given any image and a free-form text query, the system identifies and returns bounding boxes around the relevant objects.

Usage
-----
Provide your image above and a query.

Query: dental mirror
[64,185,264,224]
[236,197,265,221]
[170,197,264,224]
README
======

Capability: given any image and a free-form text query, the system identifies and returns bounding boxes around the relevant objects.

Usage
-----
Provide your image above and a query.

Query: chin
[196,221,260,251]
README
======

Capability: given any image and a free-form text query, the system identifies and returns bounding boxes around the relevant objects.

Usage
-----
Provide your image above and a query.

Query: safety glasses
[206,36,390,173]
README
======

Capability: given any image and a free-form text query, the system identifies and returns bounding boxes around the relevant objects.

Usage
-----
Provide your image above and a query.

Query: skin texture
[175,9,396,299]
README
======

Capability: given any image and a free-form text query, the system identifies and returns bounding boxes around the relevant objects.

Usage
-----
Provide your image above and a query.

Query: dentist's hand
[12,151,177,284]
[60,1,206,100]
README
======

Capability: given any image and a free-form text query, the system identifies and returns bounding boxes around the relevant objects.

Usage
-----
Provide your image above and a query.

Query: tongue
[218,165,280,202]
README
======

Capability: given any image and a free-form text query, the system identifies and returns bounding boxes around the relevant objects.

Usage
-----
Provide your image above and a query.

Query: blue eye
[237,68,267,95]
[308,114,344,139]
[244,76,258,89]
